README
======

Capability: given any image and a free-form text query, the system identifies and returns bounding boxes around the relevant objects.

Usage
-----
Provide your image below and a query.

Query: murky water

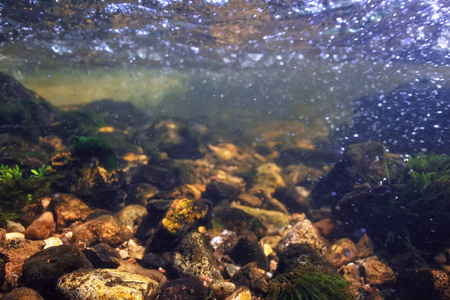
[1,0,449,147]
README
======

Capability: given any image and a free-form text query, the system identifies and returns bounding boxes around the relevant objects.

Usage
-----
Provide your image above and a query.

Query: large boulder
[0,72,56,136]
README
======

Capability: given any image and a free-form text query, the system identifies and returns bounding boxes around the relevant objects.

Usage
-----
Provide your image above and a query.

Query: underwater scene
[0,0,449,299]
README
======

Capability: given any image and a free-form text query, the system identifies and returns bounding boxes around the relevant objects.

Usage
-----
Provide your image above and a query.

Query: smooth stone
[326,238,358,267]
[22,245,92,299]
[43,236,63,249]
[4,220,25,233]
[57,269,160,300]
[212,281,236,299]
[227,233,268,271]
[230,204,289,234]
[2,287,44,300]
[225,287,252,300]
[204,180,241,204]
[5,232,25,240]
[115,204,147,229]
[25,211,56,240]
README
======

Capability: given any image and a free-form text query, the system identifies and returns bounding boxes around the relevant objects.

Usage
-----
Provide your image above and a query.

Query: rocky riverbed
[0,71,449,300]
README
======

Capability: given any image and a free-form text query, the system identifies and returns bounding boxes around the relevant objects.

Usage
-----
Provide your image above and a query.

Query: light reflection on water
[0,0,449,144]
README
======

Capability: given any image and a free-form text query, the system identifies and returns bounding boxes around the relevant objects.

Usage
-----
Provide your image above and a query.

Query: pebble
[43,237,64,249]
[5,232,25,240]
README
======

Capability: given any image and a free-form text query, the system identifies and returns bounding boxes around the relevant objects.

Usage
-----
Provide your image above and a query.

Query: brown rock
[431,269,450,300]
[340,263,362,294]
[164,184,203,200]
[326,238,358,267]
[357,233,375,258]
[362,256,395,285]
[72,215,133,247]
[52,193,95,229]
[117,259,167,286]
[25,212,55,240]
[314,218,335,236]
[278,219,328,255]
[0,240,45,291]
[237,193,263,208]
[2,287,44,300]
[230,262,268,295]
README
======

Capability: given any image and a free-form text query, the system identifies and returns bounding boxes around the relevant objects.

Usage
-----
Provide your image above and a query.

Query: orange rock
[314,218,335,236]
[25,212,55,240]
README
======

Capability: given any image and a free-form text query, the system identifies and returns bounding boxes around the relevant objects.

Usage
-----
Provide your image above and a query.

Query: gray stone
[172,232,223,282]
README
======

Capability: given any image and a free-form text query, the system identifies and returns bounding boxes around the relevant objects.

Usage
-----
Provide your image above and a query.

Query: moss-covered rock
[0,72,56,139]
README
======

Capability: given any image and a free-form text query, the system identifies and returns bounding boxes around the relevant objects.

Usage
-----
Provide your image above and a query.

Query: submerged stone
[133,119,203,160]
[0,72,56,136]
[362,256,395,285]
[57,269,159,300]
[171,231,223,282]
[22,245,92,299]
[230,204,289,234]
[0,239,45,291]
[131,159,197,191]
[326,238,358,268]
[51,193,96,230]
[72,214,133,247]
[230,262,268,295]
[278,218,328,255]
[157,276,208,300]
[2,287,44,300]
[146,199,211,253]
[310,141,388,208]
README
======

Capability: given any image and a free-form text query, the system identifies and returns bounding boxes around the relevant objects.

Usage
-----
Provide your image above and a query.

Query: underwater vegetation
[383,153,450,253]
[336,152,450,257]
[266,266,353,300]
[55,110,104,137]
[69,136,118,172]
[0,164,52,222]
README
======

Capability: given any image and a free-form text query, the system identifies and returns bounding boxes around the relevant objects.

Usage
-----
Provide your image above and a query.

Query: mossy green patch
[266,266,353,300]
[70,136,118,172]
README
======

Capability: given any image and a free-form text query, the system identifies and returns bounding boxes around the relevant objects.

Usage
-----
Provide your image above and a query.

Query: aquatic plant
[0,164,53,222]
[56,110,104,137]
[405,153,450,192]
[266,266,353,300]
[30,164,51,178]
[70,136,118,172]
[382,153,450,253]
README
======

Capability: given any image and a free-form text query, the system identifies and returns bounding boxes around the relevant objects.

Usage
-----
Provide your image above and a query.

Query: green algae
[266,266,353,300]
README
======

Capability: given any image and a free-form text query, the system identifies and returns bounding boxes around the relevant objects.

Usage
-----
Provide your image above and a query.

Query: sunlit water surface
[0,0,449,150]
